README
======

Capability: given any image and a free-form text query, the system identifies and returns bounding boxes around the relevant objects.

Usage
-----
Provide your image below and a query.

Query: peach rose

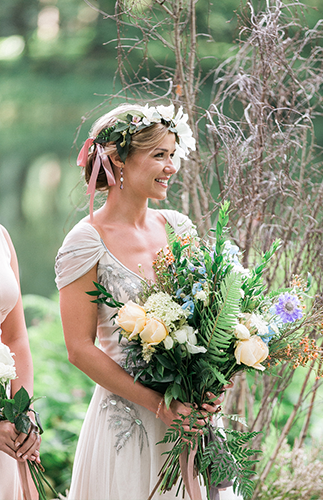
[234,335,269,371]
[115,301,146,339]
[139,318,168,346]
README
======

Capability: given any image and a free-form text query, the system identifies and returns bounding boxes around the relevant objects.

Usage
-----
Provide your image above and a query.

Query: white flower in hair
[156,104,176,121]
[172,148,181,172]
[173,107,196,155]
[142,104,160,125]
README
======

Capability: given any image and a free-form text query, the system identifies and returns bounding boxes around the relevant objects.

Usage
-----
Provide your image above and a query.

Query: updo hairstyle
[84,103,173,191]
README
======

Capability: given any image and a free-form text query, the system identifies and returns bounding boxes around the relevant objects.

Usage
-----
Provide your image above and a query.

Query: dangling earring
[120,166,124,190]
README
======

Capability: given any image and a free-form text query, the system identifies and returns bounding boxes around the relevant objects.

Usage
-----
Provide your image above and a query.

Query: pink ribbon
[77,138,117,222]
[179,440,203,500]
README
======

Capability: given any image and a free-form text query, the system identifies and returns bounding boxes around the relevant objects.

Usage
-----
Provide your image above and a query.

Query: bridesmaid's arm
[1,227,41,462]
[60,266,215,431]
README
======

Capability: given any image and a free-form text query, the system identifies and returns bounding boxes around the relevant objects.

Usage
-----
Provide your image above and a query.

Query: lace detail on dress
[100,394,149,453]
[97,263,143,303]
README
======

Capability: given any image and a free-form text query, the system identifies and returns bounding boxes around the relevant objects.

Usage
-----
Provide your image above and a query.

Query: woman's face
[123,132,177,201]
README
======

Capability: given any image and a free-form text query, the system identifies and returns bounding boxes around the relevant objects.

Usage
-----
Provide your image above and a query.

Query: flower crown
[93,103,196,164]
[77,103,196,222]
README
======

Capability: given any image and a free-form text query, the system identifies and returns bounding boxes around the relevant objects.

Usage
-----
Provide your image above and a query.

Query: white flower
[233,323,251,340]
[0,342,16,385]
[142,104,160,124]
[156,104,175,121]
[173,106,184,124]
[174,325,193,344]
[172,147,181,172]
[195,290,207,302]
[186,342,207,355]
[144,292,186,330]
[249,313,269,336]
[223,240,240,256]
[164,336,174,350]
[173,106,196,155]
[232,263,251,278]
[186,328,207,354]
[269,321,280,335]
[0,364,16,385]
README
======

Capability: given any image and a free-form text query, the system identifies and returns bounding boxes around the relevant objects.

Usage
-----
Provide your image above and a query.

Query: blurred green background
[2,0,323,495]
[1,0,323,298]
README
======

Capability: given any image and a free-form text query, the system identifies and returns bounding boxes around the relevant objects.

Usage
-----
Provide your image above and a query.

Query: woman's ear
[109,152,124,170]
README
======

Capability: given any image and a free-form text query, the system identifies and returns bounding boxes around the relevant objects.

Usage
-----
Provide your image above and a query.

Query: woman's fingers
[15,425,41,461]
[223,378,234,390]
[0,421,20,458]
[201,391,225,412]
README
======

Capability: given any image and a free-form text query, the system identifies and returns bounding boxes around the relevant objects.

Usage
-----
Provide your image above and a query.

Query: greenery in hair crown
[93,104,196,165]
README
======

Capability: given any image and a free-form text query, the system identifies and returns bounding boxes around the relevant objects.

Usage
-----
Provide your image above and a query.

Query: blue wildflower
[176,288,183,299]
[198,265,206,275]
[260,325,276,344]
[187,262,195,272]
[182,300,195,318]
[192,283,202,296]
[274,293,303,324]
[224,240,240,256]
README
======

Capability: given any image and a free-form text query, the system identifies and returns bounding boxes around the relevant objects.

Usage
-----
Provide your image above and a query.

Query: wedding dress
[55,209,242,500]
[0,227,22,500]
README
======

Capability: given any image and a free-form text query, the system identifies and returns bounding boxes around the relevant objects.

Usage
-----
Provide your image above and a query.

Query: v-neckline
[99,237,146,283]
[85,209,171,283]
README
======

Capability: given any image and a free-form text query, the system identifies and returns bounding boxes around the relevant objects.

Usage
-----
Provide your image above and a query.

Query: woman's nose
[164,157,176,175]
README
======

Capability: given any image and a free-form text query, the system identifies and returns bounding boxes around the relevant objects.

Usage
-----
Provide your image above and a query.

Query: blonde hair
[84,103,173,190]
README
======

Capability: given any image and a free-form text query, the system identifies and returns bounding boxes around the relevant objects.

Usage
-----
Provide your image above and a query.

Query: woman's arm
[60,265,217,430]
[1,227,40,461]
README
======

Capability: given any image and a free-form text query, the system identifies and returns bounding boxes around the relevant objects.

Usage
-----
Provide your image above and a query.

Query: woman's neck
[93,191,151,229]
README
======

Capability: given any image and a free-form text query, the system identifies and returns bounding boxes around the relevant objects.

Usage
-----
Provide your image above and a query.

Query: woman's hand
[158,399,209,433]
[201,380,234,413]
[15,421,41,463]
[0,421,20,459]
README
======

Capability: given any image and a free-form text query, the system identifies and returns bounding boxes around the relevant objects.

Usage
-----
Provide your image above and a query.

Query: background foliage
[1,0,323,497]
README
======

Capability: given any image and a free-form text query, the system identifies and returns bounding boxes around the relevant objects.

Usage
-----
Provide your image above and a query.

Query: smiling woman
[54,103,237,500]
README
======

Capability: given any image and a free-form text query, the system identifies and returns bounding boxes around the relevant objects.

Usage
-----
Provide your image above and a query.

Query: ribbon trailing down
[77,138,116,222]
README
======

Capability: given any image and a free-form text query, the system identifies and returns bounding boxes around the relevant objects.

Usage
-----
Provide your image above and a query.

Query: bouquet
[90,201,322,499]
[0,341,57,500]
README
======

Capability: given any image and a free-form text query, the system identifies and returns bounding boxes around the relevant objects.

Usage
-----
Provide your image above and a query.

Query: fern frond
[205,272,242,349]
[165,222,177,249]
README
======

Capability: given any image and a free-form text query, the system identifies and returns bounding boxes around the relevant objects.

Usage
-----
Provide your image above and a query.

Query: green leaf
[13,387,30,414]
[15,413,31,434]
[34,412,44,435]
[173,345,182,366]
[171,383,181,400]
[86,290,101,296]
[205,272,242,349]
[164,385,174,409]
[155,354,176,370]
[0,397,8,408]
[3,400,15,422]
[165,222,177,248]
[156,363,164,378]
[0,384,6,399]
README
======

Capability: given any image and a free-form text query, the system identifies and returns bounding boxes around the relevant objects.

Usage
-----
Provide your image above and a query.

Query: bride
[55,102,241,500]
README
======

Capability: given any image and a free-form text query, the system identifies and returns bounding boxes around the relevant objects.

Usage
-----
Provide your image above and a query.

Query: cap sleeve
[158,209,197,237]
[55,221,105,290]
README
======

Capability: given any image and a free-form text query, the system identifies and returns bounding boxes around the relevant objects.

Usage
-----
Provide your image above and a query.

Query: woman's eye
[154,153,164,158]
